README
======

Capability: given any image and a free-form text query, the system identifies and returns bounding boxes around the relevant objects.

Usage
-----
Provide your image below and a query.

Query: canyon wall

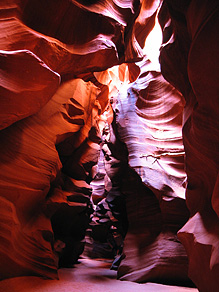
[158,1,219,291]
[0,1,218,292]
[0,0,156,279]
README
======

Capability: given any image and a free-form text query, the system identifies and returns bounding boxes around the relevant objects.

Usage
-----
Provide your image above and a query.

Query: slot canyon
[0,1,218,292]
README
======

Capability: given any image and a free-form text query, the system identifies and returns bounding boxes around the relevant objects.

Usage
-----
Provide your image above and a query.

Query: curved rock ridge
[111,60,189,283]
[114,58,186,200]
[0,49,60,130]
[88,56,190,283]
[0,1,163,82]
[0,0,218,290]
[178,210,219,292]
[0,0,151,280]
[158,0,219,291]
[0,17,119,78]
[19,0,162,63]
[0,78,110,279]
[125,0,161,61]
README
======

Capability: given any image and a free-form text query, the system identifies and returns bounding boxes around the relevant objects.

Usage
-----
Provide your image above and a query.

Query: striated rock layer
[109,63,190,284]
[0,78,109,279]
[0,0,161,280]
[0,49,60,130]
[0,0,218,290]
[159,0,219,291]
[87,59,190,284]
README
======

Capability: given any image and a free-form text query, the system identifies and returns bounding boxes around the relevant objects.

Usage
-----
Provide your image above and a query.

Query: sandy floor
[0,259,198,292]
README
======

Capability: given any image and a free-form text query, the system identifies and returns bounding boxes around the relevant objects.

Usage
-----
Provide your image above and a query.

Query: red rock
[0,17,119,77]
[0,79,109,279]
[0,1,218,290]
[0,50,60,130]
[90,62,190,283]
[178,210,219,292]
[159,0,219,290]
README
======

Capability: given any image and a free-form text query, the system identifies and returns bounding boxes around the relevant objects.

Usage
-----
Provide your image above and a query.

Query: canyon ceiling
[0,1,218,292]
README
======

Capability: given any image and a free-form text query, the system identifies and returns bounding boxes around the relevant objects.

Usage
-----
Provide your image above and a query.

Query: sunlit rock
[0,0,218,290]
[110,61,189,283]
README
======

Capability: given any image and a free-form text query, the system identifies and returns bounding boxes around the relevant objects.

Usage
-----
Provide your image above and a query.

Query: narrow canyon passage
[0,1,218,292]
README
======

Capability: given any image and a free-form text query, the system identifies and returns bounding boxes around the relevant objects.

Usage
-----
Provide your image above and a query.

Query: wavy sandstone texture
[159,0,219,291]
[0,1,218,292]
[78,59,189,284]
[0,0,157,279]
[107,64,189,283]
[0,78,109,278]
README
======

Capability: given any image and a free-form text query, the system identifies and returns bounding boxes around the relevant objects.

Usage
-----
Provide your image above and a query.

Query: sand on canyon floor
[0,258,198,292]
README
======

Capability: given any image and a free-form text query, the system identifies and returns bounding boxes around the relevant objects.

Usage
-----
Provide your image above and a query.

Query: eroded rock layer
[0,78,108,278]
[0,0,160,280]
[107,62,189,283]
[0,1,218,291]
[159,0,219,291]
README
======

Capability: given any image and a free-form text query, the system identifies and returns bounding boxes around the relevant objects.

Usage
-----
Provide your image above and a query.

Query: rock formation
[158,0,219,291]
[94,62,190,283]
[0,77,109,278]
[0,1,218,292]
[0,0,155,280]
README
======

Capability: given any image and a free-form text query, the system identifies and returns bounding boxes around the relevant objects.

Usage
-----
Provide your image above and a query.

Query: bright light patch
[143,16,162,71]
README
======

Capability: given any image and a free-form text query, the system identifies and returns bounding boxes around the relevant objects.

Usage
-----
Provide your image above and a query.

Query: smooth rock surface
[0,258,198,292]
[0,1,218,291]
[0,79,108,279]
[159,1,219,290]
